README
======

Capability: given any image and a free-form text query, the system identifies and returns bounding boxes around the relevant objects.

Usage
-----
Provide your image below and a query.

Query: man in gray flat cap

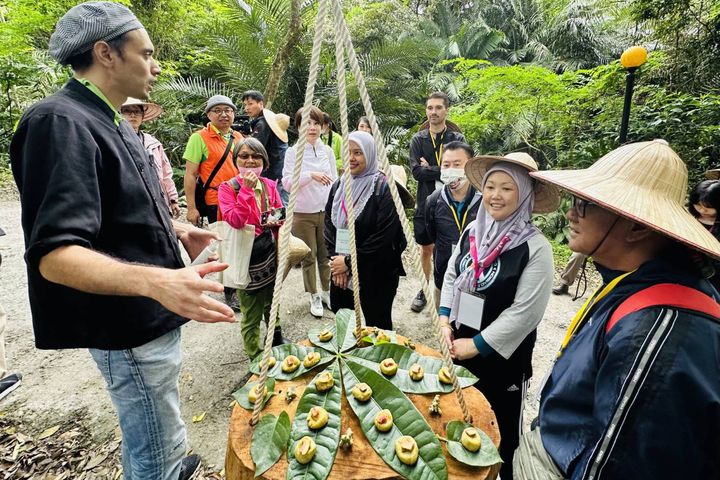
[10,2,235,479]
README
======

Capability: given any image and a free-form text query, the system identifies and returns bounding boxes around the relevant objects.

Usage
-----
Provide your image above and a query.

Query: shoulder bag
[195,138,234,217]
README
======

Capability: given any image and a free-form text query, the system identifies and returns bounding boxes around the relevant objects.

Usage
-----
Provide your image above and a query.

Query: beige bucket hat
[122,97,163,122]
[705,168,720,180]
[386,164,415,208]
[465,151,561,213]
[531,139,720,259]
[262,109,289,143]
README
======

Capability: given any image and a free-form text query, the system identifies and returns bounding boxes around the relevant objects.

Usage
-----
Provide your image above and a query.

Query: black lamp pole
[619,67,638,144]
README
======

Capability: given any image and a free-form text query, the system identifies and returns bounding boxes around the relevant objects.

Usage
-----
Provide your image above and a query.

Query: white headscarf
[331,131,381,228]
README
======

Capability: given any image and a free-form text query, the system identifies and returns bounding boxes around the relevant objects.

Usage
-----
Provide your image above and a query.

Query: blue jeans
[90,329,185,480]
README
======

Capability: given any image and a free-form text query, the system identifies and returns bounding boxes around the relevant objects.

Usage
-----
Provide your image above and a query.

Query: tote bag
[209,221,254,289]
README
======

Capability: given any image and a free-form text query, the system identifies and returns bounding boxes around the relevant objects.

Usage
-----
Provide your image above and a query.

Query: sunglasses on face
[121,109,143,117]
[209,108,234,115]
[237,153,265,161]
[571,195,597,218]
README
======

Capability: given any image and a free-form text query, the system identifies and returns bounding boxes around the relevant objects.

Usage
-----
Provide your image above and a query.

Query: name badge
[457,290,484,331]
[336,228,350,254]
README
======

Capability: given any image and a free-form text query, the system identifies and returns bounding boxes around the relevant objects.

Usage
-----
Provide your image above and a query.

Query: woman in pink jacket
[218,138,288,359]
[121,98,180,217]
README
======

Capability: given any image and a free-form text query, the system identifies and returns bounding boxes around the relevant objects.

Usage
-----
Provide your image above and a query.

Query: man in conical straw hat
[513,139,720,479]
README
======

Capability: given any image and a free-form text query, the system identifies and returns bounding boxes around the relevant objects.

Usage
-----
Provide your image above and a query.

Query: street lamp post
[619,46,648,144]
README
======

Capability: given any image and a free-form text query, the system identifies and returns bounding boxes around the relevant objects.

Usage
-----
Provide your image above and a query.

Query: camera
[231,115,253,135]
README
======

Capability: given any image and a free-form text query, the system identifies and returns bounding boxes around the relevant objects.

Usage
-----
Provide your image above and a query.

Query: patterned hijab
[450,162,541,325]
[331,131,381,228]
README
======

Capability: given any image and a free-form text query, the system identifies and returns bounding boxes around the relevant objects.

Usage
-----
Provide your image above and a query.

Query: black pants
[330,272,399,331]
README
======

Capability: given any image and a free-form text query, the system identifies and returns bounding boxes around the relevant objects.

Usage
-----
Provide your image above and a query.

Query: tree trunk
[264,0,302,109]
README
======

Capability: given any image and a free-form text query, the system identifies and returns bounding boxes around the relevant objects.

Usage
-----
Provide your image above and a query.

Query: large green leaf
[341,359,448,480]
[251,411,291,477]
[307,309,360,353]
[445,420,502,468]
[249,344,334,380]
[233,378,276,411]
[287,363,342,480]
[347,343,478,393]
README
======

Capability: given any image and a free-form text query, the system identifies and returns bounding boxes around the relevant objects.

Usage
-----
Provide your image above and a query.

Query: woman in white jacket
[282,106,338,317]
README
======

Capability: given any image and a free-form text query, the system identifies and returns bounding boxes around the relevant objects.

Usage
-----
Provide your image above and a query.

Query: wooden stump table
[225,338,501,480]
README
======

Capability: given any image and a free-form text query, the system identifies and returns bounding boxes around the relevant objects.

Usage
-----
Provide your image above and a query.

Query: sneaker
[310,294,323,318]
[178,453,201,480]
[272,327,290,346]
[320,291,331,309]
[225,291,241,312]
[552,283,569,295]
[410,290,427,313]
[0,373,22,401]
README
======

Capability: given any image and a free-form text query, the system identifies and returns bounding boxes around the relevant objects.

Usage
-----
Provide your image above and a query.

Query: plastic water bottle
[191,239,220,266]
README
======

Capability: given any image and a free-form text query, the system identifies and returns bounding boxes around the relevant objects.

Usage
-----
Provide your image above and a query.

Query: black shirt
[10,79,187,350]
[408,128,465,215]
[251,115,288,181]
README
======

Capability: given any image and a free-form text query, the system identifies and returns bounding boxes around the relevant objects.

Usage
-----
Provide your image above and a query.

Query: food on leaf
[318,329,334,342]
[438,366,453,384]
[315,371,335,392]
[294,436,317,464]
[248,385,267,403]
[376,330,391,343]
[303,351,322,368]
[374,409,394,432]
[281,355,300,373]
[380,358,398,376]
[395,435,419,465]
[351,383,373,402]
[461,427,482,452]
[307,406,329,430]
[408,363,424,381]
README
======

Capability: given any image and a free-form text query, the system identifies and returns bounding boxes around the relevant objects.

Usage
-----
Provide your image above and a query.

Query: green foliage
[549,239,573,265]
[251,411,291,477]
[444,420,502,467]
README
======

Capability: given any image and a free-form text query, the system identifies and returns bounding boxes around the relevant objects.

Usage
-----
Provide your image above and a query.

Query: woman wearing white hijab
[324,131,406,330]
[438,152,559,480]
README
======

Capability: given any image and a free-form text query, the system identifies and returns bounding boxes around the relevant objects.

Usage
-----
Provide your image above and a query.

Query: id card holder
[336,228,350,255]
[457,290,485,331]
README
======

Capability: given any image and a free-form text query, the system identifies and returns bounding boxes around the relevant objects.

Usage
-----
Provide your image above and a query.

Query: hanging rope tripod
[251,0,472,427]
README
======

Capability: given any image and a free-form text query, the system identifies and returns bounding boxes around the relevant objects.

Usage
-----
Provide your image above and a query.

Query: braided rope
[330,0,472,424]
[250,0,329,426]
[331,12,363,331]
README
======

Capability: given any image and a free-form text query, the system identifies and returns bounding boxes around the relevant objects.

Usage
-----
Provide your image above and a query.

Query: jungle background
[0,0,719,477]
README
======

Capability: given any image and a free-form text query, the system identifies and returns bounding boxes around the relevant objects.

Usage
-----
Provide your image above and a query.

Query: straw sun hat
[531,139,720,259]
[465,152,561,213]
[387,165,415,208]
[262,108,290,143]
[122,97,163,122]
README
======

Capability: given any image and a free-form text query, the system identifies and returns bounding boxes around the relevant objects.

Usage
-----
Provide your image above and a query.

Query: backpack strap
[606,283,720,333]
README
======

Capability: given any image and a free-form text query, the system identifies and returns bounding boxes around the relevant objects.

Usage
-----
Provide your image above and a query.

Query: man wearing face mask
[425,142,481,310]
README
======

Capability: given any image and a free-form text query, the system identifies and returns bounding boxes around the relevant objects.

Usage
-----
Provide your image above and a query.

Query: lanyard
[556,269,636,357]
[468,234,510,281]
[255,180,269,212]
[429,128,446,165]
[339,196,360,227]
[449,201,470,233]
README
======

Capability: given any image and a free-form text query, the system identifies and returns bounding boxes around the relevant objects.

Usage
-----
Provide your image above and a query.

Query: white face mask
[440,168,467,190]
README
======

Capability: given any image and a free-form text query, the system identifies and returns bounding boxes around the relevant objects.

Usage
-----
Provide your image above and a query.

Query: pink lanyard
[469,234,511,280]
[339,196,360,226]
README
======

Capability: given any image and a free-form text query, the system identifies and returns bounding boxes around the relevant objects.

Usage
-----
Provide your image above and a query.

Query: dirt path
[0,199,592,476]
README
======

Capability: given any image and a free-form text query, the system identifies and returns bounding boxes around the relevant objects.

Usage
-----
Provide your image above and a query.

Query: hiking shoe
[310,294,323,318]
[178,453,201,480]
[0,373,22,401]
[272,327,290,347]
[320,291,331,309]
[552,283,569,295]
[225,291,241,312]
[410,290,427,312]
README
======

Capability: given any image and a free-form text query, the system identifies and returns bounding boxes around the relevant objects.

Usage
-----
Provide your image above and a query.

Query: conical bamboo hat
[531,139,720,259]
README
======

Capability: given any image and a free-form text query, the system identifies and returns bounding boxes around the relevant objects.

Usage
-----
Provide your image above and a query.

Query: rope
[329,0,472,424]
[250,0,329,426]
[331,9,363,332]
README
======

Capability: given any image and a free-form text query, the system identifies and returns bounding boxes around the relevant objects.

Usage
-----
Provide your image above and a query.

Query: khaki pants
[0,303,6,378]
[559,252,587,286]
[513,428,565,480]
[292,212,330,294]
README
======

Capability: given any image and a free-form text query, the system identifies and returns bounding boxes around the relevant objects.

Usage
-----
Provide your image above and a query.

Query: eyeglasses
[571,195,597,218]
[237,153,265,161]
[121,109,143,117]
[209,108,234,115]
